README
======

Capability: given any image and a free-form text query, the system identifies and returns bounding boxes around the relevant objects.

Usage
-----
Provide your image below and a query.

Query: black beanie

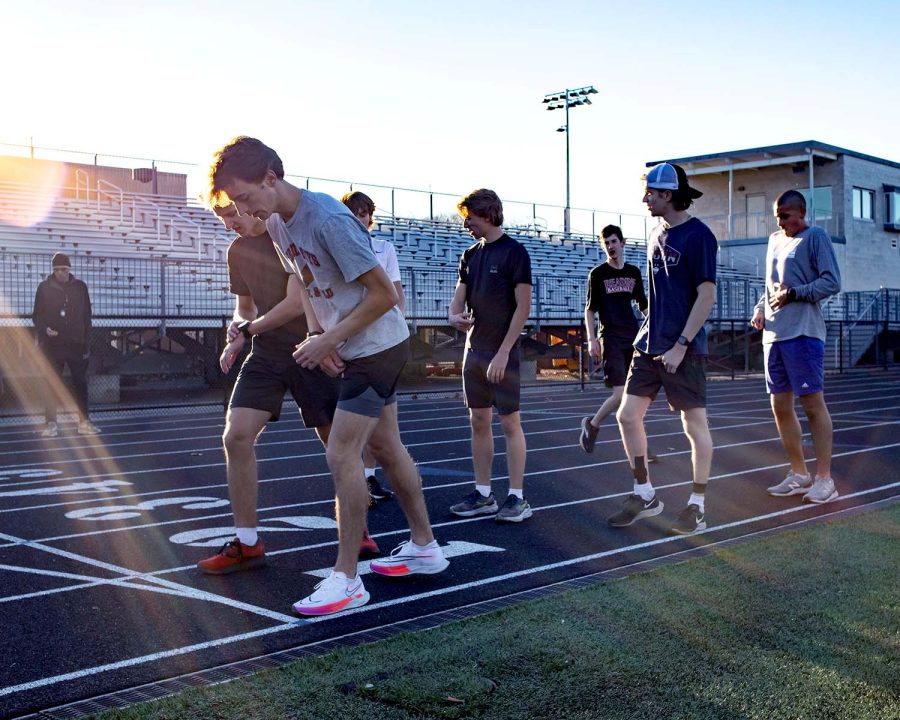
[52,252,71,269]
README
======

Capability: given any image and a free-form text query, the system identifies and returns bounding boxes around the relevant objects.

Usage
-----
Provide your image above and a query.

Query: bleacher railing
[3,250,880,327]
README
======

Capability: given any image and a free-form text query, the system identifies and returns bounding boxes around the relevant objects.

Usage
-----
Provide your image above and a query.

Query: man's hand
[45,328,58,337]
[588,337,601,362]
[226,321,241,343]
[293,333,339,370]
[319,351,346,378]
[768,283,791,310]
[750,308,764,330]
[653,343,687,375]
[219,335,245,373]
[487,348,510,383]
[449,311,474,332]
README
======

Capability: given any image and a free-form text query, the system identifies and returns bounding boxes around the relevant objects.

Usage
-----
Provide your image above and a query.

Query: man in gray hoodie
[751,189,841,504]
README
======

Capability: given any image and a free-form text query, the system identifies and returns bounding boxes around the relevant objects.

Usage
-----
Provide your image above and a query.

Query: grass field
[88,504,900,720]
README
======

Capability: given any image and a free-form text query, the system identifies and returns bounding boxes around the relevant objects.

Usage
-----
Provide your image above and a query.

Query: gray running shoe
[41,422,58,438]
[450,490,498,517]
[767,471,812,497]
[580,417,599,453]
[671,503,707,535]
[608,494,664,527]
[496,495,533,523]
[803,475,838,504]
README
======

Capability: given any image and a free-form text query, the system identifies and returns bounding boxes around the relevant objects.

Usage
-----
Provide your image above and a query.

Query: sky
[3,0,899,232]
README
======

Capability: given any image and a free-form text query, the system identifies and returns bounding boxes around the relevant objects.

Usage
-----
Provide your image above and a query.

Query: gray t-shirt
[266,190,408,360]
[754,225,841,344]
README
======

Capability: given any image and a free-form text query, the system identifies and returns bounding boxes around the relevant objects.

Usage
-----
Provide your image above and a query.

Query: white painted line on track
[2,486,896,700]
[0,530,299,624]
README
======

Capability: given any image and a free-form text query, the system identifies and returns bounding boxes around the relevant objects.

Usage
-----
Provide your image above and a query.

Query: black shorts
[229,353,339,427]
[600,336,635,388]
[338,339,410,418]
[624,350,707,411]
[463,347,521,415]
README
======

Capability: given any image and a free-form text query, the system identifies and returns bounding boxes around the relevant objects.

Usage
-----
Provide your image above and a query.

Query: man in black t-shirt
[197,204,357,575]
[579,225,647,454]
[448,189,533,522]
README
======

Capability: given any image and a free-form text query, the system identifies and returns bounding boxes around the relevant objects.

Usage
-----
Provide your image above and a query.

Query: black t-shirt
[634,217,718,356]
[458,233,532,352]
[585,262,647,341]
[227,232,308,359]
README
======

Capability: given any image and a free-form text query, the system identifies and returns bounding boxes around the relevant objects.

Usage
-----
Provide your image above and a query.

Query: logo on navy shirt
[651,245,681,274]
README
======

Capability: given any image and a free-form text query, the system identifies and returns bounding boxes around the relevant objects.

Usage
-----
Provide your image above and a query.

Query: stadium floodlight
[542,84,597,235]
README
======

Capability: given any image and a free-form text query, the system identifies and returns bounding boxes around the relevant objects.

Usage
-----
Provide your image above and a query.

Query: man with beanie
[32,252,100,437]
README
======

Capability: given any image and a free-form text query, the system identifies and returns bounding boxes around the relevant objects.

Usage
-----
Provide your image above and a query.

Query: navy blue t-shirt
[458,234,533,353]
[634,217,718,356]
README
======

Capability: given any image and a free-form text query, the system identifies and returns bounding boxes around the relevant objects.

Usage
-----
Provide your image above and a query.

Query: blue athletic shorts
[764,336,825,396]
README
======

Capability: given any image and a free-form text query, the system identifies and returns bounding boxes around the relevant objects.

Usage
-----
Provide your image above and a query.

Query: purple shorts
[764,336,825,396]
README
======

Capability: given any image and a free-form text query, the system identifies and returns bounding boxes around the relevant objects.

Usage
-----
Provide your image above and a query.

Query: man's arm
[584,307,600,361]
[293,264,397,369]
[486,283,532,383]
[244,275,305,336]
[393,281,406,316]
[654,281,716,372]
[448,282,473,331]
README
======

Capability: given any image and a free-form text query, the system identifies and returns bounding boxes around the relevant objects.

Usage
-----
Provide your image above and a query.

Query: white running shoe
[292,572,369,616]
[41,422,58,438]
[78,421,101,435]
[803,475,838,504]
[767,471,812,497]
[370,540,449,577]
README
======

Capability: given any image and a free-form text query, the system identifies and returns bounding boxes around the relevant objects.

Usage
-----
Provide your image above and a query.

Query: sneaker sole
[671,519,707,535]
[450,503,498,517]
[370,493,393,501]
[292,589,370,616]
[608,501,664,527]
[370,556,450,576]
[803,491,839,504]
[496,506,533,523]
[767,486,811,497]
[198,556,267,575]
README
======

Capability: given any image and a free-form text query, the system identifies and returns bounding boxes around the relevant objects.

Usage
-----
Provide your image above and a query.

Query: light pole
[542,85,597,235]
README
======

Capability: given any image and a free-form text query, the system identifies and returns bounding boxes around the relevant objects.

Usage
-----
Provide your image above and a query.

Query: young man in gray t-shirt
[751,189,841,504]
[208,137,448,616]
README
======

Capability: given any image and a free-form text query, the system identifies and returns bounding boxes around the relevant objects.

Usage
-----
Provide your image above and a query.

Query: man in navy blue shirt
[610,163,718,535]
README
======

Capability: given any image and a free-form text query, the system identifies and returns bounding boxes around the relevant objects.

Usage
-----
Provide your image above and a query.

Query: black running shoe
[608,494,664,527]
[367,476,394,501]
[580,417,599,453]
[670,504,706,535]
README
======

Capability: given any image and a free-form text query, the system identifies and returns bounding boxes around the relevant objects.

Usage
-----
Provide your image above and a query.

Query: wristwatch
[237,320,253,340]
[676,335,689,346]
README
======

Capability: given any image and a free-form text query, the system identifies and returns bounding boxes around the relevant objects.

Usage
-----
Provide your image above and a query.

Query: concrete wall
[688,153,900,292]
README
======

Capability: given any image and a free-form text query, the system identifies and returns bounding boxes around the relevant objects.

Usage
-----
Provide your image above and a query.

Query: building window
[885,186,900,232]
[799,187,832,222]
[852,187,875,220]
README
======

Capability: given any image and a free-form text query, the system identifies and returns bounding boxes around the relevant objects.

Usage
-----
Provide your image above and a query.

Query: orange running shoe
[197,538,266,575]
[360,527,380,556]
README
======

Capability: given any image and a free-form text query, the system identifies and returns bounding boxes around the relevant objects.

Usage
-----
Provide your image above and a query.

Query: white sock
[236,527,258,546]
[475,484,492,498]
[331,570,352,582]
[688,493,705,512]
[634,482,655,501]
[508,488,524,499]
[364,467,376,478]
[412,539,439,552]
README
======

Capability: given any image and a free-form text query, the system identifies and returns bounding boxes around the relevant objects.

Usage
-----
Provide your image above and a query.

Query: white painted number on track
[169,516,339,547]
[305,540,506,578]
[65,496,231,521]
[0,479,131,498]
